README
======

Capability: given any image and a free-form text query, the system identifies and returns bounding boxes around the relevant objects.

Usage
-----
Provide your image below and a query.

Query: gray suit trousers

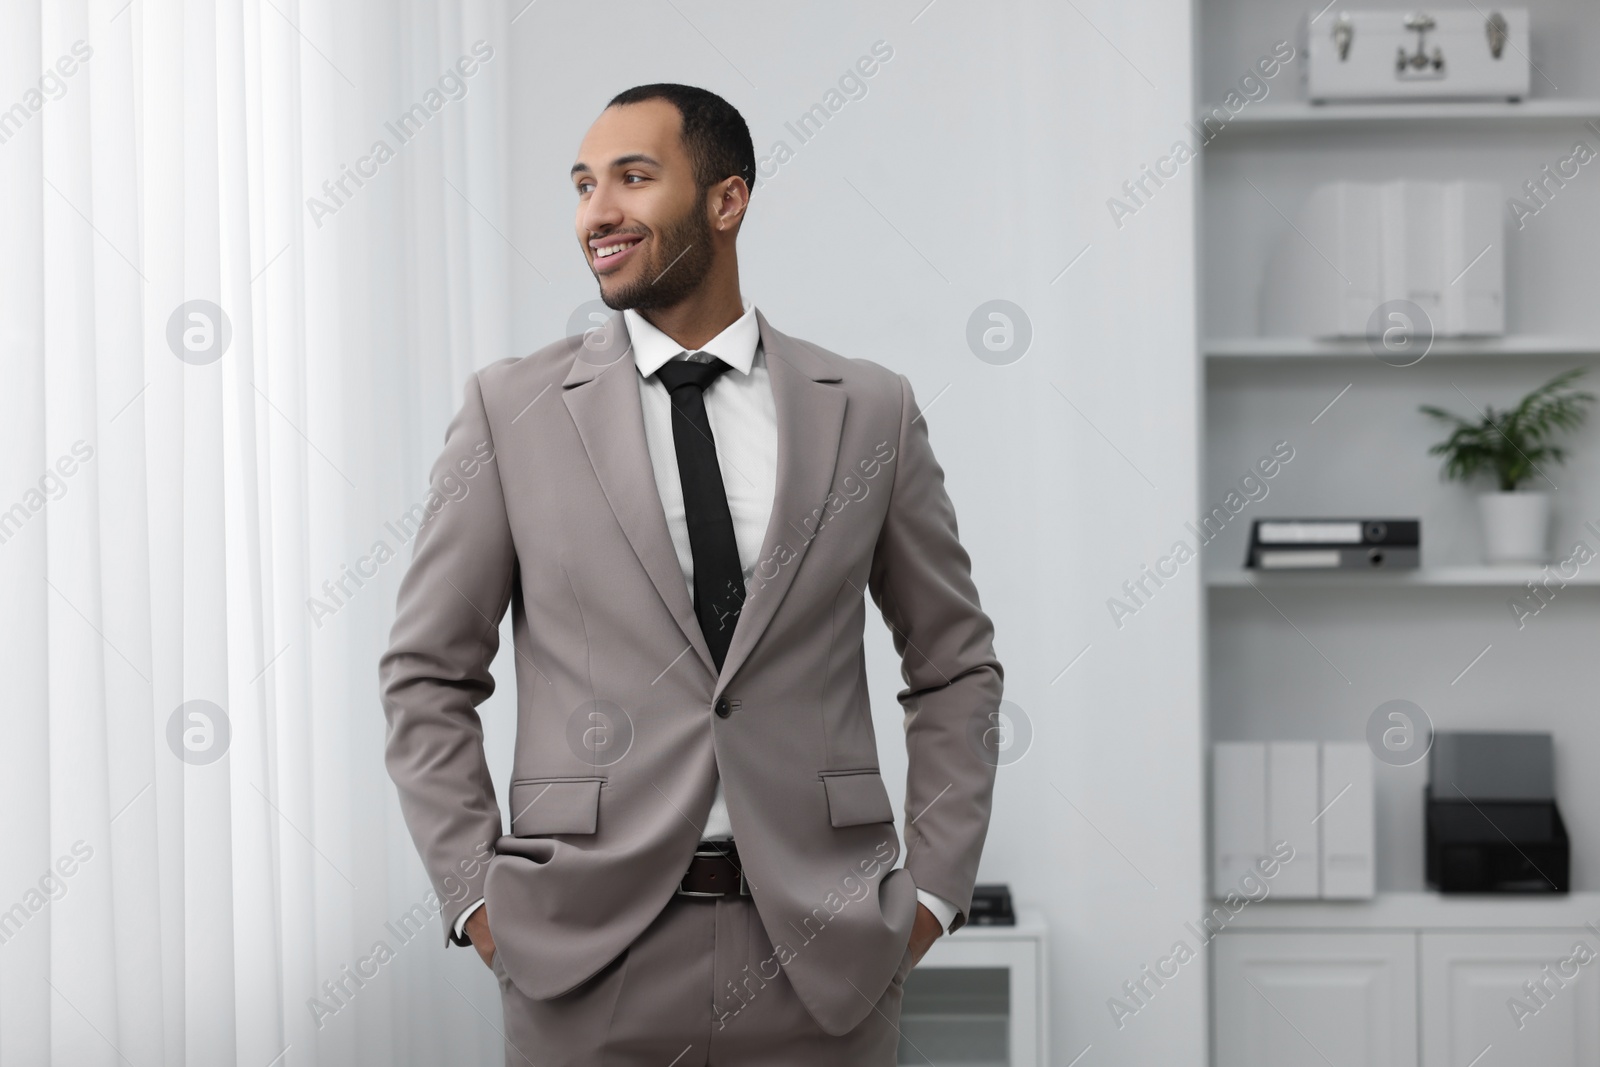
[491,892,914,1066]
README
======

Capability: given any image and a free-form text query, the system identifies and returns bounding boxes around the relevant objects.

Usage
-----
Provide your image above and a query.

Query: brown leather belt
[677,841,751,898]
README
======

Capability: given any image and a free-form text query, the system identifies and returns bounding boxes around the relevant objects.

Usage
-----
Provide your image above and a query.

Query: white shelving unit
[1198,1,1600,1063]
[898,909,1048,1067]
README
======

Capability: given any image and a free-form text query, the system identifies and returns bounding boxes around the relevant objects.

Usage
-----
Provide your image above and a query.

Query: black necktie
[654,355,745,673]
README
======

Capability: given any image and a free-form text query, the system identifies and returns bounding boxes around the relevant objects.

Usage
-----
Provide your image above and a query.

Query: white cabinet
[1214,931,1417,1067]
[899,909,1048,1067]
[1421,932,1600,1067]
[1215,896,1600,1067]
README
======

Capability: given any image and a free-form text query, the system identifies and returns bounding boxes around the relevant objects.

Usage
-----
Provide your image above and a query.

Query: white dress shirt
[455,300,958,940]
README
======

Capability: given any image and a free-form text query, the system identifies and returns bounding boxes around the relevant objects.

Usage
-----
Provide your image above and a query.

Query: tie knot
[655,355,733,395]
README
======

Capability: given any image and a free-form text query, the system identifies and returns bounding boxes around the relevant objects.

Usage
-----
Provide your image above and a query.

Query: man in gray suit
[379,83,1003,1064]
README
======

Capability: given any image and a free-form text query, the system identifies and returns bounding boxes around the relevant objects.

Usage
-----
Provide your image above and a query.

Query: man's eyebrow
[570,153,662,178]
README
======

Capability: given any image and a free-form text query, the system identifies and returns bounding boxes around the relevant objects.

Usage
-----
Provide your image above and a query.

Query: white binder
[1267,742,1322,898]
[1212,742,1267,897]
[1320,742,1377,898]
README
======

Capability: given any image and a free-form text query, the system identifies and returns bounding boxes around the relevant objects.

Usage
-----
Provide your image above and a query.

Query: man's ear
[712,176,749,234]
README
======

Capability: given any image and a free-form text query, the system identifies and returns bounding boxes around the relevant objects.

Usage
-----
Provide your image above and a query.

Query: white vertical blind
[0,1,512,1063]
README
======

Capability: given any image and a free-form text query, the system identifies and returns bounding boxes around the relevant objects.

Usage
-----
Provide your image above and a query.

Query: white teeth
[596,240,638,259]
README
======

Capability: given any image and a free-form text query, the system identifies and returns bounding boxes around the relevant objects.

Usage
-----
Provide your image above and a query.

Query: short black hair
[606,83,756,197]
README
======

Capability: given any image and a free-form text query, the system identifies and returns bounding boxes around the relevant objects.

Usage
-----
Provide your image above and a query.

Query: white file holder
[1320,742,1377,898]
[1211,741,1376,900]
[1267,742,1321,898]
[1259,180,1503,339]
[1213,742,1267,896]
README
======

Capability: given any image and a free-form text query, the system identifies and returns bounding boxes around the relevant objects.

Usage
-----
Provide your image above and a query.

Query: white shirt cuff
[915,888,960,935]
[454,897,486,940]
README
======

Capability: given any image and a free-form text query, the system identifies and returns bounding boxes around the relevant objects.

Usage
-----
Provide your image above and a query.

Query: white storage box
[1304,8,1530,101]
[1259,180,1504,339]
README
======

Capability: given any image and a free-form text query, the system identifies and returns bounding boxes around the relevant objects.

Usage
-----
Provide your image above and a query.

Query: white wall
[495,1,1206,1061]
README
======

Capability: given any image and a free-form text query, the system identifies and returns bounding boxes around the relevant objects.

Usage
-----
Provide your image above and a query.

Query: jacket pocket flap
[509,778,602,836]
[821,770,895,828]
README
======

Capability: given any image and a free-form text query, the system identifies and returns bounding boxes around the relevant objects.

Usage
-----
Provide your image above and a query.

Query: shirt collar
[624,300,760,379]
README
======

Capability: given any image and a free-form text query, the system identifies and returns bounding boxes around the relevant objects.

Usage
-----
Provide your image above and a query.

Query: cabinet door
[1215,932,1418,1067]
[1421,932,1600,1067]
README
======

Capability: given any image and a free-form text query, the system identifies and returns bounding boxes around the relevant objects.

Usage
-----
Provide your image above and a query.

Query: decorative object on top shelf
[1425,731,1569,893]
[1245,518,1420,570]
[1420,368,1595,563]
[1259,181,1502,345]
[1305,8,1530,101]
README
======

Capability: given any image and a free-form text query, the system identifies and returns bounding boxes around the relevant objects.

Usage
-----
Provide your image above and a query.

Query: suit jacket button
[714,697,732,718]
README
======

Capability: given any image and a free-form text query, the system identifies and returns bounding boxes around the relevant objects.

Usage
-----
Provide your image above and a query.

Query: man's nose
[580,183,623,234]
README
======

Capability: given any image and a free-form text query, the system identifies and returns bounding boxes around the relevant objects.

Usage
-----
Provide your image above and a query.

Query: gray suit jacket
[378,308,1003,1036]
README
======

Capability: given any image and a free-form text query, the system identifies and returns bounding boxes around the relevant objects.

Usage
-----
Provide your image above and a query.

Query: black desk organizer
[1425,731,1569,894]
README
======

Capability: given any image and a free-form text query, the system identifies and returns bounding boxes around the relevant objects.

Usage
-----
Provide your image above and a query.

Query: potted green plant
[1420,368,1595,564]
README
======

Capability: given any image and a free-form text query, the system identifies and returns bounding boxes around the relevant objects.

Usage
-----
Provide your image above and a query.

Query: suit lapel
[559,307,846,691]
[714,310,845,692]
[561,313,717,677]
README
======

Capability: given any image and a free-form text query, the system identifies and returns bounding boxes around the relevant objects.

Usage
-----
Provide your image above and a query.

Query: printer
[1425,731,1568,893]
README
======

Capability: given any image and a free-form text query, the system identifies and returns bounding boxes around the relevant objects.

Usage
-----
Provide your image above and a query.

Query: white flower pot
[1477,491,1552,564]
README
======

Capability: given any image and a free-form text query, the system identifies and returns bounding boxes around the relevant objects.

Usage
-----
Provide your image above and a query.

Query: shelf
[1205,335,1600,362]
[1207,566,1594,588]
[1221,891,1600,931]
[1207,98,1600,133]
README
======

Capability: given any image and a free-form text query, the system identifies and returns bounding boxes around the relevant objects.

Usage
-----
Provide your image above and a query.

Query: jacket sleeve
[378,370,516,946]
[868,372,1005,933]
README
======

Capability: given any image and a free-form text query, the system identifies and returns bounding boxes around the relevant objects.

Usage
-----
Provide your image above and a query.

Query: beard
[595,197,715,311]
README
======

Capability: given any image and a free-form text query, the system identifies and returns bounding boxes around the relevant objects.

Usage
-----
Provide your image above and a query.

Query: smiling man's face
[572,99,717,311]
